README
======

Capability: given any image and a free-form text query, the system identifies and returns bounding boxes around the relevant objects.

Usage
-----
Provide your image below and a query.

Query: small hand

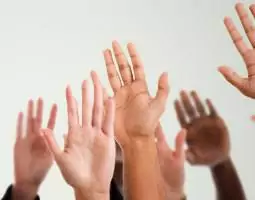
[103,41,169,147]
[42,71,116,198]
[14,99,57,197]
[174,91,230,166]
[219,3,255,98]
[155,125,186,200]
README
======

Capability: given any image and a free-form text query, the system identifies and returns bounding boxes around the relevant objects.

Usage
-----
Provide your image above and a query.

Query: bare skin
[42,72,116,200]
[219,3,255,98]
[174,90,246,200]
[13,99,57,200]
[103,41,169,200]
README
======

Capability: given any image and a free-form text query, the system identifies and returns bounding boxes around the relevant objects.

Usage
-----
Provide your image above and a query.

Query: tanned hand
[103,41,169,200]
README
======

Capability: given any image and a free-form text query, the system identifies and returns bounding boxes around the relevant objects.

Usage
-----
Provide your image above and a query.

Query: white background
[0,0,254,199]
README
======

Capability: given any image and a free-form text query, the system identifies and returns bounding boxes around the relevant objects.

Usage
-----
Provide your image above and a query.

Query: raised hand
[14,99,57,198]
[155,126,186,200]
[42,72,116,199]
[103,41,169,146]
[219,3,255,98]
[174,91,230,166]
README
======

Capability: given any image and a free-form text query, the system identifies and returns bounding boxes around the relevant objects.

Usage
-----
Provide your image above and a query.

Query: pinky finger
[102,98,115,136]
[41,128,62,158]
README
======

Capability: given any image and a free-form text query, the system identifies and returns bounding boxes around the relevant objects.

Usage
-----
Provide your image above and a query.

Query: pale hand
[43,71,116,197]
[219,3,255,98]
[14,99,57,196]
[155,125,186,200]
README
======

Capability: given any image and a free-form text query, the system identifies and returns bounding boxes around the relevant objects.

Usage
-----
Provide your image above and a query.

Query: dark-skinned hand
[174,91,230,167]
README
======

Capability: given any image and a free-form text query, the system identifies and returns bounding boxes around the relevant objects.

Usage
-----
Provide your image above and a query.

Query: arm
[211,158,246,200]
[123,137,161,200]
[1,185,39,200]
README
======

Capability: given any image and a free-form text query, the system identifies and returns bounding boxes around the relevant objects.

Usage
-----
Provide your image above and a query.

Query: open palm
[43,72,116,196]
[103,41,169,146]
[219,3,255,98]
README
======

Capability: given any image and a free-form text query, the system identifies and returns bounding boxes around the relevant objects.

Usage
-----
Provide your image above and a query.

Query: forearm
[11,183,39,200]
[122,136,161,200]
[210,158,246,200]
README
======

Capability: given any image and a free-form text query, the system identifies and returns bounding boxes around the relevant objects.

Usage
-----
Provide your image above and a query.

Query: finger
[103,49,122,93]
[112,41,133,85]
[82,80,92,126]
[26,100,34,135]
[91,71,104,128]
[127,43,145,81]
[218,66,246,91]
[41,128,61,158]
[103,88,110,103]
[155,124,166,144]
[186,149,196,165]
[47,104,58,130]
[236,3,255,48]
[174,100,188,127]
[63,134,68,145]
[150,72,170,113]
[102,98,115,136]
[66,86,79,128]
[155,124,172,154]
[175,129,186,158]
[35,98,43,131]
[205,99,218,117]
[224,17,250,56]
[180,90,196,119]
[16,112,24,141]
[190,91,206,116]
[249,4,255,18]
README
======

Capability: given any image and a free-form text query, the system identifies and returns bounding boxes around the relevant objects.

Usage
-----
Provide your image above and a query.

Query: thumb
[186,149,196,165]
[151,72,170,113]
[175,129,186,158]
[41,128,61,158]
[218,66,245,90]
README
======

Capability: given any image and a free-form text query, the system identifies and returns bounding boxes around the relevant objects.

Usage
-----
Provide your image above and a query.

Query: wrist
[122,134,155,153]
[211,157,232,170]
[12,182,39,200]
[75,188,109,200]
[166,188,185,200]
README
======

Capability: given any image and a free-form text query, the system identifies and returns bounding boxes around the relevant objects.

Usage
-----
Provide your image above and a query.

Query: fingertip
[235,2,243,10]
[249,4,255,11]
